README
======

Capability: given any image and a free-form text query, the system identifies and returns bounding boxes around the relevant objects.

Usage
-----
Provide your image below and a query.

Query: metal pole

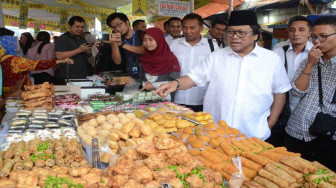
[229,0,233,15]
[0,1,5,27]
[190,0,194,13]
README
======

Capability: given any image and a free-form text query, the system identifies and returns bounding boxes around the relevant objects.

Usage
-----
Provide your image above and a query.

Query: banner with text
[59,10,69,33]
[158,0,190,17]
[19,2,29,29]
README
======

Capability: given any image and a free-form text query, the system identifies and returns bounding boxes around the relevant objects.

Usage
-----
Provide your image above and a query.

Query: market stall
[0,81,335,188]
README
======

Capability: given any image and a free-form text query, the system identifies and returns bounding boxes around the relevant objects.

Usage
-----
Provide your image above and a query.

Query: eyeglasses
[226,30,252,38]
[110,21,124,30]
[309,33,336,42]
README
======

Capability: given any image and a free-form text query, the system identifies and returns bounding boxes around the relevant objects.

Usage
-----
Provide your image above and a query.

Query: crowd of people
[0,11,335,170]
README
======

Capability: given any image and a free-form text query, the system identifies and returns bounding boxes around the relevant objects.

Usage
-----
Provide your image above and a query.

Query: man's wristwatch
[119,42,125,48]
[172,79,180,89]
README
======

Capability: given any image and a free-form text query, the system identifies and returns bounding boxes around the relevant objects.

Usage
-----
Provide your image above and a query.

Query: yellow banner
[56,0,73,5]
[101,14,109,33]
[132,0,147,16]
[19,2,29,29]
[34,21,41,37]
[59,10,69,33]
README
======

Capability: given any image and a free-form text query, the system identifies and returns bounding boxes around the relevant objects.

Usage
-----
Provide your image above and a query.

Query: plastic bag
[228,156,246,188]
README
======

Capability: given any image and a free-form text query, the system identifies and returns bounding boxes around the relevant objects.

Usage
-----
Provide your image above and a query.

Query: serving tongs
[166,112,202,126]
[92,138,101,169]
[180,116,202,126]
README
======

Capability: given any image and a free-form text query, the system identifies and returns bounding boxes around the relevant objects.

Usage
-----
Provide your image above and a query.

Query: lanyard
[123,31,138,66]
[124,31,136,46]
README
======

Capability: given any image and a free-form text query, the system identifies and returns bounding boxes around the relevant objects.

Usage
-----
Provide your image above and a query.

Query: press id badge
[131,66,138,75]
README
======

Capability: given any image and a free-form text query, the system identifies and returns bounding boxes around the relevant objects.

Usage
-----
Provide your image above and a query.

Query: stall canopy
[195,0,244,18]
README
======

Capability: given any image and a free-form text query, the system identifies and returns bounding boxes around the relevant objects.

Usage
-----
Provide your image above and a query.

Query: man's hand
[154,81,178,97]
[140,82,155,91]
[78,44,92,53]
[307,44,323,68]
[56,58,74,64]
[105,33,122,46]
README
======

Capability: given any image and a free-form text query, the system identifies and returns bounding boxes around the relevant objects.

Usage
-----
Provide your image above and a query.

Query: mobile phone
[85,43,93,46]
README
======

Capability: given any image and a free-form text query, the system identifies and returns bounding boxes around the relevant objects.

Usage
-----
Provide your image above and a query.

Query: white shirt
[171,37,219,105]
[188,45,291,140]
[273,39,290,50]
[165,34,175,46]
[273,41,313,111]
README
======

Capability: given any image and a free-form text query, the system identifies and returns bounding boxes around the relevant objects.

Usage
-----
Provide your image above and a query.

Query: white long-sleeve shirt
[170,37,218,106]
[273,41,313,111]
[188,45,291,140]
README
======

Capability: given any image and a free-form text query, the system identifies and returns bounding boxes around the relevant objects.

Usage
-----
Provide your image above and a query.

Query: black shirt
[55,32,93,79]
[120,30,143,80]
[96,43,126,73]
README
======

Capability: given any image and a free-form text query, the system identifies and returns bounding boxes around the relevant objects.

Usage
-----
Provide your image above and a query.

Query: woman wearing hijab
[0,28,17,56]
[0,43,73,97]
[139,28,180,91]
[20,32,35,57]
[27,31,56,84]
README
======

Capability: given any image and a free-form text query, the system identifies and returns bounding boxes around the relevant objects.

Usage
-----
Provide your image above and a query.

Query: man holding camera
[55,16,93,81]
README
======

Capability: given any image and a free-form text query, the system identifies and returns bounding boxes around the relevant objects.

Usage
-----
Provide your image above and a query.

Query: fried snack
[13,141,25,157]
[264,163,296,184]
[0,178,16,187]
[240,139,255,150]
[191,140,205,149]
[243,181,264,188]
[70,161,80,168]
[23,161,33,170]
[273,150,301,157]
[242,166,257,179]
[21,91,52,100]
[272,162,304,183]
[252,137,274,149]
[56,158,65,166]
[35,159,46,167]
[243,152,273,166]
[13,161,24,171]
[69,167,91,177]
[258,151,285,161]
[279,156,310,174]
[312,161,333,172]
[292,156,316,173]
[220,142,238,156]
[241,157,263,171]
[205,146,229,161]
[55,149,65,159]
[258,169,288,188]
[231,140,247,151]
[200,150,222,164]
[46,159,56,167]
[129,127,141,138]
[253,176,279,188]
[0,160,14,177]
[4,145,14,159]
[139,124,153,136]
[222,162,239,175]
[318,181,336,188]
[188,149,200,156]
[122,121,135,134]
[305,172,335,182]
